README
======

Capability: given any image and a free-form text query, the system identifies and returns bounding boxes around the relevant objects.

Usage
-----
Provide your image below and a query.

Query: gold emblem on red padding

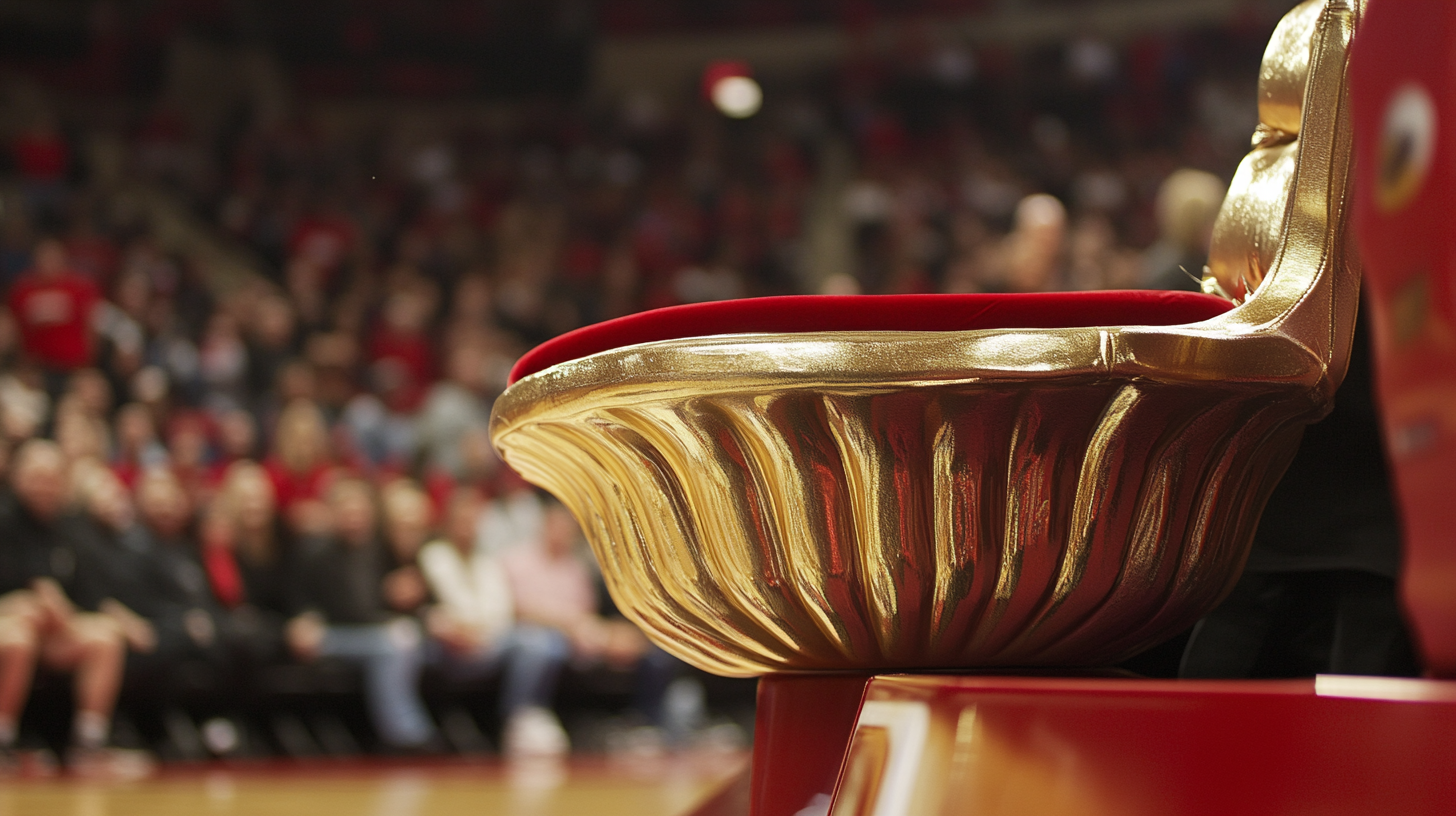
[1376,84,1438,213]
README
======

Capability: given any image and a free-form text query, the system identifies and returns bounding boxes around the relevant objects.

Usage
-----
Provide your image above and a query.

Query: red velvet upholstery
[509,290,1235,383]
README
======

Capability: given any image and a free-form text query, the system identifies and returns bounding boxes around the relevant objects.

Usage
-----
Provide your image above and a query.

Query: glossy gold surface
[492,0,1362,676]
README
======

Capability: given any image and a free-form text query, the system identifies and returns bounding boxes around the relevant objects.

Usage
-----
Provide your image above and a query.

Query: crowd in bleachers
[0,11,1271,776]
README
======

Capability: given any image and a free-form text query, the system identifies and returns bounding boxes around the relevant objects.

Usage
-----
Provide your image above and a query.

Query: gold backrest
[1202,0,1361,399]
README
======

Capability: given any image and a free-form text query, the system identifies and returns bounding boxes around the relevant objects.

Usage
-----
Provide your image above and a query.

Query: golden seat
[490,0,1360,677]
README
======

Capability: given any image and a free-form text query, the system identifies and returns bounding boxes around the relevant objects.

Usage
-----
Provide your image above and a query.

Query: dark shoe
[381,734,450,758]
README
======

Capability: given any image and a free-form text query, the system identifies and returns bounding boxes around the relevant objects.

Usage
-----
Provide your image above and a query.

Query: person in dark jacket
[1181,314,1420,678]
[206,461,291,666]
[285,476,437,751]
[130,468,222,667]
[0,441,143,776]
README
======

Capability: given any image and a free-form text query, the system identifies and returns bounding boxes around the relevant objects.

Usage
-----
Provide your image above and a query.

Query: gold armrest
[492,1,1361,676]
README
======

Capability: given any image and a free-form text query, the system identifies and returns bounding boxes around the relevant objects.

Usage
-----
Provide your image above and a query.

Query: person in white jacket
[418,486,571,757]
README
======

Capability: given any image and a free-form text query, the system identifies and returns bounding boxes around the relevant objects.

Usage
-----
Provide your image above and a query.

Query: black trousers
[1180,569,1420,679]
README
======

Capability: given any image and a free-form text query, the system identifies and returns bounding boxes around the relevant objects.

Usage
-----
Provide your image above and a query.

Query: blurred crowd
[0,11,1266,776]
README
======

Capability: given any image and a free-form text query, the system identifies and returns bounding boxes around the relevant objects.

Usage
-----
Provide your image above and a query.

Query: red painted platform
[737,673,1456,816]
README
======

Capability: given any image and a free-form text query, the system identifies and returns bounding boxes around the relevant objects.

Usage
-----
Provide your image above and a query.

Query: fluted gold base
[496,372,1316,676]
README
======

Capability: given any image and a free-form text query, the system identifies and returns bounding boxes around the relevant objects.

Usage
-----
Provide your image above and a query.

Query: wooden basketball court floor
[0,751,749,816]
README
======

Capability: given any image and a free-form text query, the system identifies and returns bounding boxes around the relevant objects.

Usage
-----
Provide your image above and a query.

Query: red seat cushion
[509,290,1235,384]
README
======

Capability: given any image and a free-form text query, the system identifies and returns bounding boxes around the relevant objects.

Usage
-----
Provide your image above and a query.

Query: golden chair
[492,0,1360,679]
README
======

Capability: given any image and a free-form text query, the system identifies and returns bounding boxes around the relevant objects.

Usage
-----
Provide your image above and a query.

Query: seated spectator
[414,343,490,479]
[379,480,433,618]
[419,487,570,758]
[1002,194,1068,294]
[366,276,437,416]
[214,409,259,472]
[70,459,226,758]
[285,477,437,752]
[6,240,100,391]
[68,460,163,658]
[502,500,680,739]
[264,399,335,534]
[477,472,544,559]
[62,369,113,420]
[163,412,218,510]
[204,461,289,666]
[110,403,165,490]
[0,440,147,776]
[130,468,221,667]
[197,311,249,413]
[53,402,109,464]
[1143,169,1226,292]
[423,425,499,515]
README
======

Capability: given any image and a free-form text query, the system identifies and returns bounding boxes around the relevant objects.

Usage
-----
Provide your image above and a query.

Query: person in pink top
[502,499,690,744]
[501,504,597,634]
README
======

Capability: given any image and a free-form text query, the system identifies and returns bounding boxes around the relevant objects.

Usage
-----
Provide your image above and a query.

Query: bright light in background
[702,60,762,119]
[711,75,762,118]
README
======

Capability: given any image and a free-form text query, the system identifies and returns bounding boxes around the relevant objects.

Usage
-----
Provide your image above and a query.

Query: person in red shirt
[366,278,437,414]
[287,208,358,279]
[7,239,101,377]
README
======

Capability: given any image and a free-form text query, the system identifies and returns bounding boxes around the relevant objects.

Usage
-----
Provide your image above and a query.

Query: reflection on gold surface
[492,0,1362,676]
[831,726,890,816]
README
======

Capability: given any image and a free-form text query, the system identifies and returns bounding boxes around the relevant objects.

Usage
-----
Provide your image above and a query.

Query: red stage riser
[817,675,1456,816]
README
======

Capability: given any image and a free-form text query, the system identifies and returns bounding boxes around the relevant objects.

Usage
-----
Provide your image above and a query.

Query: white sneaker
[503,707,570,759]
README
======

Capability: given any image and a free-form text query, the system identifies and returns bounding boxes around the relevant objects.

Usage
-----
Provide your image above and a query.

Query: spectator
[110,403,165,490]
[502,501,680,739]
[215,409,259,471]
[1143,169,1226,291]
[63,369,113,419]
[367,276,437,416]
[285,477,438,752]
[54,403,109,464]
[7,239,101,389]
[414,343,490,479]
[69,458,159,654]
[206,462,289,665]
[130,467,221,667]
[419,487,570,757]
[0,441,145,776]
[197,311,249,413]
[424,425,499,512]
[1181,319,1418,679]
[244,293,299,409]
[164,412,218,509]
[379,480,433,617]
[264,399,335,532]
[1002,194,1068,293]
[477,474,544,559]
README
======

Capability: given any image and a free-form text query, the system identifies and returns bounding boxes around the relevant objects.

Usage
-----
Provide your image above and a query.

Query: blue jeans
[431,625,570,719]
[635,643,683,725]
[319,619,435,748]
